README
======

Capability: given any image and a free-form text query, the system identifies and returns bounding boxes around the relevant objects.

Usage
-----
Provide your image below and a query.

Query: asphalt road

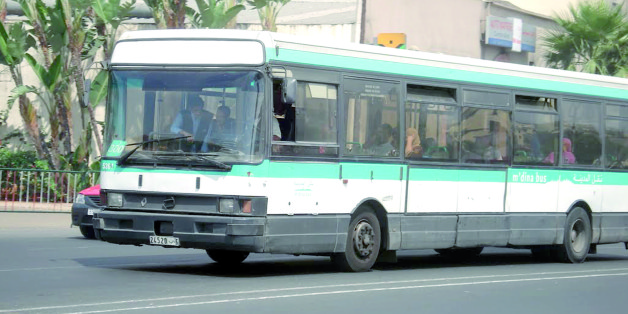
[1,212,628,314]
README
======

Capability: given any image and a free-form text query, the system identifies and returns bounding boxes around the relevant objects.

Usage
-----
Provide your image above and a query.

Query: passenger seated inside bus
[405,127,423,159]
[543,138,576,164]
[170,95,213,152]
[203,105,236,151]
[367,123,396,156]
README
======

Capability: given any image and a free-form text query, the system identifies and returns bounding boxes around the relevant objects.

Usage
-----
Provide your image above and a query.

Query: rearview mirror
[282,78,297,105]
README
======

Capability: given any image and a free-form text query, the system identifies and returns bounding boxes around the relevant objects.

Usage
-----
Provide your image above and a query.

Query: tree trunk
[69,27,103,156]
[48,117,62,170]
[10,67,46,160]
[55,93,73,155]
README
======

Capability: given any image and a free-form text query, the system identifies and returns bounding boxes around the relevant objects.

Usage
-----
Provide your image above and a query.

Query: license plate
[87,208,95,216]
[149,235,180,247]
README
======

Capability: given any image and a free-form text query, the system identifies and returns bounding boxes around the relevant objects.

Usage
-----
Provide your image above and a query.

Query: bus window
[295,82,337,143]
[513,112,559,165]
[605,119,628,169]
[515,95,557,112]
[405,85,458,161]
[272,81,339,157]
[606,104,628,117]
[344,79,400,157]
[562,100,602,166]
[463,90,510,107]
[461,108,511,164]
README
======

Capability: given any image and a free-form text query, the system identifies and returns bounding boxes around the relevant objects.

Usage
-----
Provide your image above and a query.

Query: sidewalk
[0,200,71,213]
[0,211,70,229]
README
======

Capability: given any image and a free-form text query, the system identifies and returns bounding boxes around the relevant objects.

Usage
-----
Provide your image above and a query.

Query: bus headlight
[218,197,267,215]
[108,193,124,207]
[219,198,238,213]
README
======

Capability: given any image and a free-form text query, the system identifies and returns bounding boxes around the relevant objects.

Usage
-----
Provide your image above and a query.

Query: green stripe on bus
[268,162,339,179]
[604,172,628,185]
[102,159,628,185]
[508,169,561,184]
[508,168,628,185]
[268,162,405,180]
[269,48,628,100]
[340,163,406,180]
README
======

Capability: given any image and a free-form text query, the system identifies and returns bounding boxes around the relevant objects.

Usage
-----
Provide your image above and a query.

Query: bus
[93,29,628,272]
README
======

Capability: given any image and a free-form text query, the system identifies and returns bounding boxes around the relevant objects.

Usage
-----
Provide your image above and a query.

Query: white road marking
[66,272,628,314]
[0,261,202,272]
[27,247,92,251]
[2,267,628,313]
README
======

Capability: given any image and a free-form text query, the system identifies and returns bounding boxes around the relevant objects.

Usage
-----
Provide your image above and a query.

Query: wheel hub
[571,219,586,253]
[353,220,375,258]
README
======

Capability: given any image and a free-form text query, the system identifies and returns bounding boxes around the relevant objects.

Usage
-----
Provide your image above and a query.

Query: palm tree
[187,0,245,29]
[247,0,291,32]
[145,0,188,29]
[0,19,52,165]
[543,0,628,77]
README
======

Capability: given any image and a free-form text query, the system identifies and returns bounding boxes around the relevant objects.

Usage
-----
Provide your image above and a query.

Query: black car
[71,185,103,239]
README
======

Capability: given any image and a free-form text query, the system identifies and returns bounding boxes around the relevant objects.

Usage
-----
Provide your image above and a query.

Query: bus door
[506,97,561,246]
[403,85,460,249]
[268,79,344,252]
[455,103,512,247]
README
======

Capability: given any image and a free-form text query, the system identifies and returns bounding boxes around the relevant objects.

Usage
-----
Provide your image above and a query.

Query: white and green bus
[94,29,628,272]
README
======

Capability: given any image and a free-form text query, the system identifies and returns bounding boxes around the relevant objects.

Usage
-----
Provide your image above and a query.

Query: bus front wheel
[332,210,381,272]
[556,207,591,263]
[206,249,249,264]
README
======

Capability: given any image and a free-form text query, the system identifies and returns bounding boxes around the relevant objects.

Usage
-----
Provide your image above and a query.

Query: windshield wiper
[116,136,191,166]
[191,155,232,170]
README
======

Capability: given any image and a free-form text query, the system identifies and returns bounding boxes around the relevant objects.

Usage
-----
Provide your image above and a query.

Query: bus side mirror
[282,78,297,105]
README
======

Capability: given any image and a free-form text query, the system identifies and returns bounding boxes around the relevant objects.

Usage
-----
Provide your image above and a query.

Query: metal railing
[0,168,99,212]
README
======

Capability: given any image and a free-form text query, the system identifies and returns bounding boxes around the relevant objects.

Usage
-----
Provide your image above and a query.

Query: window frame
[512,93,560,167]
[603,102,628,171]
[404,83,460,164]
[270,79,341,159]
[560,98,604,168]
[340,76,403,160]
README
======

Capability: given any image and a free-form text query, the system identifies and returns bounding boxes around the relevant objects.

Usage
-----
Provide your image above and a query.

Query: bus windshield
[104,70,266,167]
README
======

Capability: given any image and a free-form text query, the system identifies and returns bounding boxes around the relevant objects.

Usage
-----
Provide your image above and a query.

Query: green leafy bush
[0,149,49,170]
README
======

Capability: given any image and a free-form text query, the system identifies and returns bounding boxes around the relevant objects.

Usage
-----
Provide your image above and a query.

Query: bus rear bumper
[92,211,265,252]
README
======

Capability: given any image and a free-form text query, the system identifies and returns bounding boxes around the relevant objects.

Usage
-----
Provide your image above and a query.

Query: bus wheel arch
[567,200,593,225]
[333,201,386,272]
[557,204,592,263]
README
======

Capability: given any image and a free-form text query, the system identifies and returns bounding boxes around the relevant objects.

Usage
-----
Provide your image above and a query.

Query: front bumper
[93,210,265,252]
[71,204,101,227]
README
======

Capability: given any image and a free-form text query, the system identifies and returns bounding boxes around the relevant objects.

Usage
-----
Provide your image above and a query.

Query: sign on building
[377,33,406,49]
[485,16,536,52]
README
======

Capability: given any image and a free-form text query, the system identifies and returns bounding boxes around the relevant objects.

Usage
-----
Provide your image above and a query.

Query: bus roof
[116,29,628,100]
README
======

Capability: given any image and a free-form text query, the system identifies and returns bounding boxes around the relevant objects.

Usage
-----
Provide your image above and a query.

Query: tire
[435,247,483,258]
[79,226,95,239]
[332,210,381,272]
[206,249,249,264]
[555,207,591,263]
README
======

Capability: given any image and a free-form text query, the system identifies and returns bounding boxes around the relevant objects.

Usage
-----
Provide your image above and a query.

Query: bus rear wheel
[206,249,249,264]
[555,207,591,263]
[332,210,381,272]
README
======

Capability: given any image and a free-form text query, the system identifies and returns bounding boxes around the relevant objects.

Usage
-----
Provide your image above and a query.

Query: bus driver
[170,95,213,152]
